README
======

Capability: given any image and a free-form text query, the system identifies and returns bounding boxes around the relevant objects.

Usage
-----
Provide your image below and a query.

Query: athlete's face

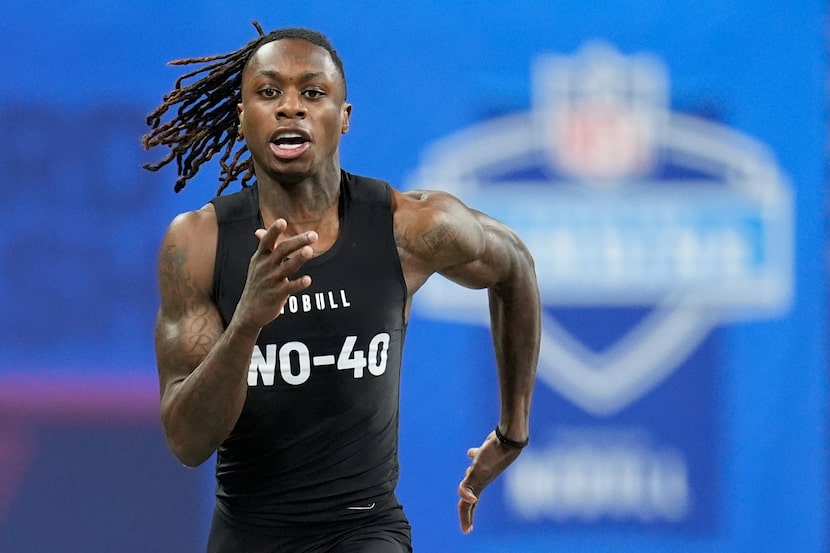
[238,39,351,183]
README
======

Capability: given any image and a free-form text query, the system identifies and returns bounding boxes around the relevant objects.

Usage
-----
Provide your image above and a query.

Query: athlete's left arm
[401,190,541,534]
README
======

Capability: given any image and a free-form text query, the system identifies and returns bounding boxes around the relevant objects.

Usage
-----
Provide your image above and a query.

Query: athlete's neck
[256,169,342,251]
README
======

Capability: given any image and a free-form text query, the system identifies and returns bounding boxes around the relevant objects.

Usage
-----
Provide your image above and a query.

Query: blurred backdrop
[0,1,826,552]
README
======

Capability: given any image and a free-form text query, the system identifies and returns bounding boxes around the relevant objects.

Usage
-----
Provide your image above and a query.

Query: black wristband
[494,425,529,449]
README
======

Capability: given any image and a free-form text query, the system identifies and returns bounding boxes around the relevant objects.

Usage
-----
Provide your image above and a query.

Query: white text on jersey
[279,289,352,316]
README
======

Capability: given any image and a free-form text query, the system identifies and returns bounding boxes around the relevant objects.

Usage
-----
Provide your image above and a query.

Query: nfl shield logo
[535,42,664,185]
[412,41,791,417]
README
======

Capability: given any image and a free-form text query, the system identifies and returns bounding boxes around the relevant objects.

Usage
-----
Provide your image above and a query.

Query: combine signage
[410,42,792,531]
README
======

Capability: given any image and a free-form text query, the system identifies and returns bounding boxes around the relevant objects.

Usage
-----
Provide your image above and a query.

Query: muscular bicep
[396,190,532,293]
[438,211,529,290]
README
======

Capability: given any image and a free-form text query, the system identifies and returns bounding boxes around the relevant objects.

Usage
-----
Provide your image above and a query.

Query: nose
[277,90,305,119]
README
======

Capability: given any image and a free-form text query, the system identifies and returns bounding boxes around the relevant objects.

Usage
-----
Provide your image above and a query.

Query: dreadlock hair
[141,21,347,194]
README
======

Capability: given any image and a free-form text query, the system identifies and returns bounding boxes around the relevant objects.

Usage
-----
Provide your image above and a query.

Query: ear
[341,103,352,134]
[237,102,245,140]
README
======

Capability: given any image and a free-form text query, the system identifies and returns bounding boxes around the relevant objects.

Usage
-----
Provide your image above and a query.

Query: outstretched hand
[457,430,523,534]
[234,219,318,333]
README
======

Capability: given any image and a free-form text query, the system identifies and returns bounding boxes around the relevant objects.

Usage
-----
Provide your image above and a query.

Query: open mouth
[270,132,310,159]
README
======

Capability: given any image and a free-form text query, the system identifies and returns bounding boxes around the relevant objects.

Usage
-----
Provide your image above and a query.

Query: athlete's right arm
[154,206,317,467]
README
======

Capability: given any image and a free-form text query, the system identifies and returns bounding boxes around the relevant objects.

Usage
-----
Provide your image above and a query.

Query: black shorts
[206,499,413,553]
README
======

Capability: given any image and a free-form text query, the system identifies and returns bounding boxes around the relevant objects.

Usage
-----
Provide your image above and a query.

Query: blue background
[0,1,825,552]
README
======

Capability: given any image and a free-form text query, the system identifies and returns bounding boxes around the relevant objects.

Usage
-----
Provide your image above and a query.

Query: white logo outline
[409,42,792,416]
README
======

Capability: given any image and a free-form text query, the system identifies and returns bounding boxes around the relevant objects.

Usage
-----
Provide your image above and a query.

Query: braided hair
[142,21,346,194]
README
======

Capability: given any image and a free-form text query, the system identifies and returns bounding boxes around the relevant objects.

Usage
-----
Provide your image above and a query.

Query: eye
[259,87,280,98]
[304,89,325,99]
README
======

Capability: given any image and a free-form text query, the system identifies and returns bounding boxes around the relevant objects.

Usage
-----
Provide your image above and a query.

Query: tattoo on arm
[421,223,460,255]
[159,245,191,320]
[158,244,220,363]
[186,302,218,357]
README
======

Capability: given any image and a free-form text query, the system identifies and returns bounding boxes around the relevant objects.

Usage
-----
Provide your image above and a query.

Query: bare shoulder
[395,188,471,216]
[396,188,458,205]
[157,203,218,310]
[394,188,484,253]
[391,189,487,289]
[164,203,218,242]
[391,188,534,292]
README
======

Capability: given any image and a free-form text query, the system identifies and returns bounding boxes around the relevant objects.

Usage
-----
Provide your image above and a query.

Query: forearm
[159,319,259,467]
[488,247,540,441]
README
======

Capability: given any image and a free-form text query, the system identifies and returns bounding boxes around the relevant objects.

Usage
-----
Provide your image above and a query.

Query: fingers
[236,221,321,331]
[255,220,319,266]
[457,483,478,534]
[255,218,287,253]
[458,498,475,534]
[457,431,515,535]
[458,480,477,504]
[278,246,314,277]
[458,461,479,534]
[249,220,318,300]
[256,219,319,253]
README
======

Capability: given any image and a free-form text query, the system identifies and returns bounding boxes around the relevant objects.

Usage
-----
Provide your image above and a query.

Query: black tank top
[209,171,407,527]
